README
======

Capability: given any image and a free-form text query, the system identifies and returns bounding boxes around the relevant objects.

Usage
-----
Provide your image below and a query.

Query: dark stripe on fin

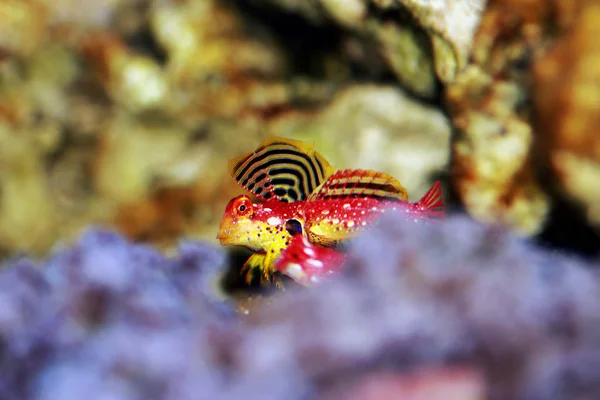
[228,137,335,202]
[308,169,408,202]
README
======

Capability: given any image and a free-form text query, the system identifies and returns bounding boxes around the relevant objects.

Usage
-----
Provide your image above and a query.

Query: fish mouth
[216,217,235,245]
[216,230,230,245]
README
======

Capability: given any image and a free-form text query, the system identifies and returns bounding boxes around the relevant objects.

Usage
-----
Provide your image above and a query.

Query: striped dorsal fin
[307,169,408,202]
[228,137,335,203]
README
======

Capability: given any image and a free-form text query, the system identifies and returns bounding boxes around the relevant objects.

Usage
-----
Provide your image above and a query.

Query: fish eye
[233,197,253,217]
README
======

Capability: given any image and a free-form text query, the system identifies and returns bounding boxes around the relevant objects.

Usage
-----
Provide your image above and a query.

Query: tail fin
[416,180,445,218]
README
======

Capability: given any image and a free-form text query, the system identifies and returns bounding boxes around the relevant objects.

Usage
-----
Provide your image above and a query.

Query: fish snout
[216,215,236,245]
[216,229,231,245]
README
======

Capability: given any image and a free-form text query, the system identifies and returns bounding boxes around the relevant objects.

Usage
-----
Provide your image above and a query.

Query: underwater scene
[0,0,599,399]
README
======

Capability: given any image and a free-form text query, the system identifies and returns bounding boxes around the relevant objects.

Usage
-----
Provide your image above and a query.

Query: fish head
[217,195,265,251]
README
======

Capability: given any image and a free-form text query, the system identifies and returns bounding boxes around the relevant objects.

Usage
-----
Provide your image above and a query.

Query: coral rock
[533,1,600,230]
[446,0,568,235]
[251,0,485,96]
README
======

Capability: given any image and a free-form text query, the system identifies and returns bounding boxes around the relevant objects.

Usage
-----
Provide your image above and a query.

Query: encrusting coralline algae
[0,215,599,399]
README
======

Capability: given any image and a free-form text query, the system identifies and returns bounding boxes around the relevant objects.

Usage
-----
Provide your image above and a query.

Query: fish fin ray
[307,169,408,202]
[228,137,335,202]
[241,253,267,285]
[415,180,445,218]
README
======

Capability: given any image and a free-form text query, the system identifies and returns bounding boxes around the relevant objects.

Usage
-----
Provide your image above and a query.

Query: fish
[273,234,346,286]
[217,137,445,286]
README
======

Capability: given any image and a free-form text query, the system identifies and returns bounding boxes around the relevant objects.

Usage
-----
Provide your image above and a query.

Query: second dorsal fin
[307,169,408,202]
[228,137,335,203]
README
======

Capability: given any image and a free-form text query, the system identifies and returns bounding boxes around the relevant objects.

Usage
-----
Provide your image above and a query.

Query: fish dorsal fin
[228,137,335,203]
[307,169,408,201]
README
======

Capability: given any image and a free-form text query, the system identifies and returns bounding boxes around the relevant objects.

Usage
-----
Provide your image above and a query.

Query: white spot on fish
[332,218,340,224]
[264,208,272,212]
[361,211,365,215]
[343,203,350,209]
[285,263,305,281]
[267,217,282,225]
[304,247,316,257]
[347,221,355,227]
[307,259,323,269]
[322,210,330,215]
[362,221,367,226]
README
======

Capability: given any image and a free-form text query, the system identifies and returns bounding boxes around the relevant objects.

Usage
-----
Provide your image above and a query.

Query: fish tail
[415,180,445,218]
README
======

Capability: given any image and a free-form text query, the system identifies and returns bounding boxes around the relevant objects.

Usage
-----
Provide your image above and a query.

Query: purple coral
[242,215,600,399]
[0,219,599,399]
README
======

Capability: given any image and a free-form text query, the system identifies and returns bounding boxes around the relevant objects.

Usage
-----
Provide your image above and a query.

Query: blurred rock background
[0,0,599,259]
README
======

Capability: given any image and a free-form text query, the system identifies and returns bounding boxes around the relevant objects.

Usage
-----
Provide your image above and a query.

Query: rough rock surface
[249,0,485,96]
[264,84,451,198]
[446,0,600,237]
[533,1,600,230]
[0,0,451,256]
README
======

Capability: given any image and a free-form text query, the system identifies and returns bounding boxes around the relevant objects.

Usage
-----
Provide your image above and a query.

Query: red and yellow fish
[217,137,444,286]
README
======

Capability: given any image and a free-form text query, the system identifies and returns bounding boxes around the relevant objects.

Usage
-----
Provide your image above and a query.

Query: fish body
[274,235,346,286]
[218,177,443,285]
[217,137,445,285]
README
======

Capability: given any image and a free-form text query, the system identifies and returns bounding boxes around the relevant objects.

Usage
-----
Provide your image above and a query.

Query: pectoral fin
[241,253,267,285]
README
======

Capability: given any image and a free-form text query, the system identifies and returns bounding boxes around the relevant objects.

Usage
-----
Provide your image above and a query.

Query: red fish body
[216,138,445,286]
[274,235,346,286]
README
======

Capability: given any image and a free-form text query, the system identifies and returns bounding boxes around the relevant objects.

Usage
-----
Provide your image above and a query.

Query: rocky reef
[1,0,599,254]
[447,0,600,238]
[0,0,598,256]
[0,0,455,257]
